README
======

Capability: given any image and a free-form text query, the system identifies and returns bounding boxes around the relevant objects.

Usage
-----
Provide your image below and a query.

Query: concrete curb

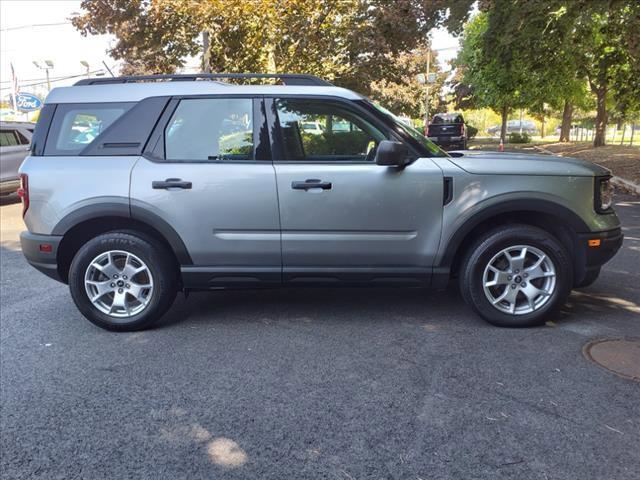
[533,145,640,196]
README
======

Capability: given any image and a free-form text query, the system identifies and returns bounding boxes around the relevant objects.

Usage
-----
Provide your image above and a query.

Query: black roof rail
[74,73,333,87]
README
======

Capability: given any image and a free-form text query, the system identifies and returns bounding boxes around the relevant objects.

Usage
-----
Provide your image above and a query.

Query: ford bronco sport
[18,73,622,331]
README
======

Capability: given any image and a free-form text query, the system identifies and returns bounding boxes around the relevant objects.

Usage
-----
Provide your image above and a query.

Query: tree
[471,0,640,147]
[369,45,444,118]
[72,0,475,95]
[454,12,536,142]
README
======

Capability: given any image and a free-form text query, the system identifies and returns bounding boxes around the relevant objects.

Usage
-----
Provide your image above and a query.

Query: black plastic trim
[50,201,193,265]
[437,198,592,268]
[79,96,170,156]
[75,73,332,87]
[181,266,281,289]
[30,104,56,156]
[443,177,453,205]
[20,231,63,282]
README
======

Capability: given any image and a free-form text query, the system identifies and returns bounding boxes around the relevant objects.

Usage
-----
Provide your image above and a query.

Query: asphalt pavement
[1,193,639,479]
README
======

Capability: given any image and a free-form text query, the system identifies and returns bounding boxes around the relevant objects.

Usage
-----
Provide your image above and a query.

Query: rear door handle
[152,178,192,189]
[291,179,332,191]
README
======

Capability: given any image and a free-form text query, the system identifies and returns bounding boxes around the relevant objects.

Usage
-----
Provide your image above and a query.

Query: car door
[268,97,444,284]
[0,128,30,185]
[130,96,281,286]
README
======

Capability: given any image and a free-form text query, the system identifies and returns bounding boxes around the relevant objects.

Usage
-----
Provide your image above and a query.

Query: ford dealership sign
[15,92,42,112]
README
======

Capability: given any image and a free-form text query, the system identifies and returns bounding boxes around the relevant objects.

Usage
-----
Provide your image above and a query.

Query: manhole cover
[583,339,640,381]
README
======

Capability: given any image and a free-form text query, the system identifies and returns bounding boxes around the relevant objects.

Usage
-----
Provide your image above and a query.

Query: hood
[447,150,610,177]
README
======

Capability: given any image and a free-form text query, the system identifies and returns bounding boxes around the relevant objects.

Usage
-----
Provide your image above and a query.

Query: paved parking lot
[1,194,639,479]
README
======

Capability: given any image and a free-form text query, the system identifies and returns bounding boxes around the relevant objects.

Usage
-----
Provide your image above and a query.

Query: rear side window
[164,98,254,161]
[0,130,19,147]
[44,102,133,155]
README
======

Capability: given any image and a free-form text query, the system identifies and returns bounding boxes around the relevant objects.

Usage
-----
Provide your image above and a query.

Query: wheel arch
[53,203,192,282]
[439,199,588,278]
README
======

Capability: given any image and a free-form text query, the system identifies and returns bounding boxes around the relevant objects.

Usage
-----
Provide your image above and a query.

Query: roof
[45,82,364,104]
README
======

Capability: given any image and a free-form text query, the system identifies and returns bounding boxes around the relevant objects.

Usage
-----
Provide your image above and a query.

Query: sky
[1,0,461,100]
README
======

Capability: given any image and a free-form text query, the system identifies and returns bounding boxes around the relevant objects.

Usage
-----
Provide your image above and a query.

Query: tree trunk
[541,115,545,138]
[500,105,508,143]
[559,100,573,142]
[593,87,607,147]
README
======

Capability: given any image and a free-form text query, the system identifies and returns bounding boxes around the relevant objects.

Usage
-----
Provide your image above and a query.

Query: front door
[270,97,443,284]
[130,96,281,286]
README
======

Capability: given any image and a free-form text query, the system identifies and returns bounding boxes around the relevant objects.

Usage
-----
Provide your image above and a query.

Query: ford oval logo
[15,92,43,112]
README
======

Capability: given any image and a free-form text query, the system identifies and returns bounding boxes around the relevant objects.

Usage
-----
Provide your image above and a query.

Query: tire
[575,267,600,288]
[69,231,178,331]
[459,224,573,327]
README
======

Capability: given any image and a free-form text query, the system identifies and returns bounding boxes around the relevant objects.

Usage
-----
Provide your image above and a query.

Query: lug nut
[125,284,130,288]
[523,273,528,278]
[511,284,517,289]
[514,269,520,274]
[507,275,512,280]
[118,288,123,293]
[521,282,526,287]
[110,283,115,288]
[122,275,128,280]
[113,274,118,279]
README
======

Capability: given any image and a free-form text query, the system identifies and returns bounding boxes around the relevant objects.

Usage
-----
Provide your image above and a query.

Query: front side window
[275,99,386,162]
[45,102,133,155]
[165,98,253,161]
[0,130,19,147]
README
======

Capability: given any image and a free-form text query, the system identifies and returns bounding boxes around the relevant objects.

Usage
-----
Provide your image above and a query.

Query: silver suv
[18,74,622,331]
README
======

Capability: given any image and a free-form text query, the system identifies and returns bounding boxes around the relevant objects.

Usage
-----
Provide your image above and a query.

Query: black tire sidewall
[461,226,572,327]
[69,232,177,331]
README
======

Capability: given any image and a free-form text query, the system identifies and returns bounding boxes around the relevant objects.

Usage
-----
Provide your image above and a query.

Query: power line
[0,69,106,91]
[0,21,71,32]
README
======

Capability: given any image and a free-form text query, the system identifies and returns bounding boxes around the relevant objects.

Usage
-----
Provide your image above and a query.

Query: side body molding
[51,201,193,265]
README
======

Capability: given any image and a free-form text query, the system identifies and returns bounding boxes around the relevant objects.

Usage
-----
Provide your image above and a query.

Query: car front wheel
[459,225,572,327]
[69,231,178,331]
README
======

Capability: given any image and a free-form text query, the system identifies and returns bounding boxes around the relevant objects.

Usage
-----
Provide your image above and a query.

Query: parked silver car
[18,74,622,331]
[487,119,538,136]
[0,121,34,195]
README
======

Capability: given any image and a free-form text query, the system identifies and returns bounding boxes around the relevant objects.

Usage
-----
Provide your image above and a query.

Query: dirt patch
[537,143,640,185]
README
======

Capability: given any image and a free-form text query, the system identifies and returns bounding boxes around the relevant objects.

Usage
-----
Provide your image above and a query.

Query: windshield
[365,100,448,157]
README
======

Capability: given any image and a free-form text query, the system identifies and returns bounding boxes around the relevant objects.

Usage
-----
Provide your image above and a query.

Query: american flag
[10,62,18,111]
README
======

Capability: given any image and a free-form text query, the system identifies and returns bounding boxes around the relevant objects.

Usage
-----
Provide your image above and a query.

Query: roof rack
[74,73,333,87]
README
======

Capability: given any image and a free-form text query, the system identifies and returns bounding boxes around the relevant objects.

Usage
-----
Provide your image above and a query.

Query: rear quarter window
[44,102,134,155]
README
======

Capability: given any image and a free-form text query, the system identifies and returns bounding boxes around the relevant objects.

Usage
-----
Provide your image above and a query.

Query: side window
[0,130,19,147]
[165,98,253,161]
[275,99,386,162]
[45,102,133,155]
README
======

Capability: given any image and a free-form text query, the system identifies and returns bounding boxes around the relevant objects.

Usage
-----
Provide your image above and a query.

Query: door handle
[152,178,192,189]
[291,179,332,191]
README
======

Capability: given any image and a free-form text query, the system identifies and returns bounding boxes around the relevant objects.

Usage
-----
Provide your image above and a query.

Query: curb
[533,145,640,196]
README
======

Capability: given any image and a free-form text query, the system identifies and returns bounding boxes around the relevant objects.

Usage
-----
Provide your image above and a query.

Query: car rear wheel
[69,231,178,331]
[459,224,572,327]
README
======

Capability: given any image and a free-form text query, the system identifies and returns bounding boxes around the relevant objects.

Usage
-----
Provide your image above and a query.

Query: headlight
[595,176,614,213]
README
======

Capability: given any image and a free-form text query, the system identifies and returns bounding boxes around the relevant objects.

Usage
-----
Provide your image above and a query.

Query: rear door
[269,97,443,284]
[130,96,281,286]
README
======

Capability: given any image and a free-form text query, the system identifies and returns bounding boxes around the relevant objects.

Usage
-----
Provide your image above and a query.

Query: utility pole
[424,49,431,133]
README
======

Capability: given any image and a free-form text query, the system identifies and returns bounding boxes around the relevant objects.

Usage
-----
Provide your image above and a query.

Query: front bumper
[574,227,623,284]
[20,231,64,282]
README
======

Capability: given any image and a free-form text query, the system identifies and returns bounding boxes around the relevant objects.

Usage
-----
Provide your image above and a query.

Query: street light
[33,60,54,92]
[80,60,90,78]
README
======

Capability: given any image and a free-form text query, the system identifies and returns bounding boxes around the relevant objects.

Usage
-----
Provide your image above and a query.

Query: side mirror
[375,140,411,167]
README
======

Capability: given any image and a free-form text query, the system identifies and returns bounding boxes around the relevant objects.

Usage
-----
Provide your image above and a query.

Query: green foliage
[72,0,475,96]
[508,132,530,144]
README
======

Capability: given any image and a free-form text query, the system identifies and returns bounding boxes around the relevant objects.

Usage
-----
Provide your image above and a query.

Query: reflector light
[588,239,601,248]
[39,244,53,253]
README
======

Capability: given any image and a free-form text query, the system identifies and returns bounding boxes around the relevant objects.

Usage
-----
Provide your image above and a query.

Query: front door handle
[152,178,192,189]
[291,179,332,191]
